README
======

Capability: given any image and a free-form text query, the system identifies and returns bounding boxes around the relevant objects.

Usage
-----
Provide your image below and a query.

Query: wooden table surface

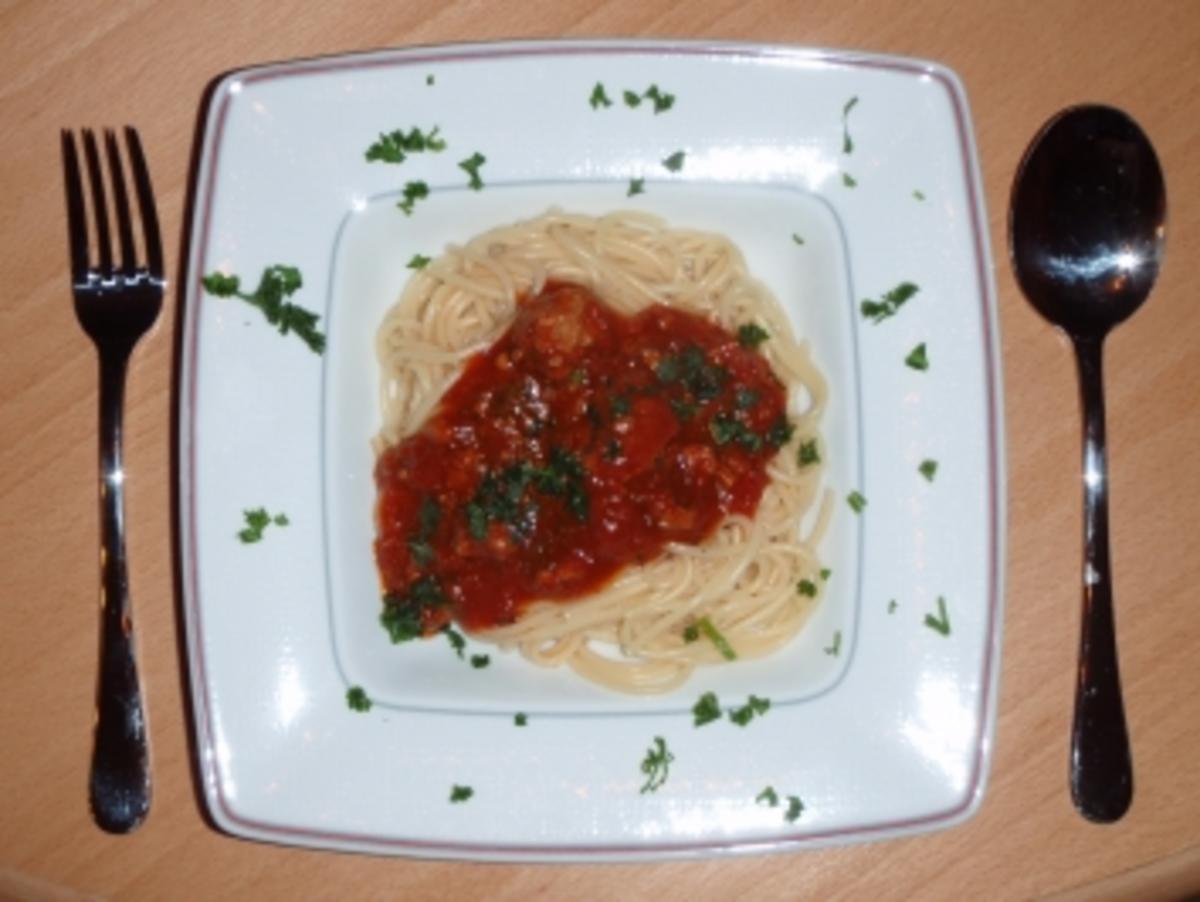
[2,1,1198,898]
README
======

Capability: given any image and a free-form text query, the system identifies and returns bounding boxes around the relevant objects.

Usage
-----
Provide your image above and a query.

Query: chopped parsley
[784,795,805,823]
[644,84,675,113]
[842,95,859,154]
[905,342,930,371]
[273,513,289,526]
[919,459,939,482]
[798,439,820,467]
[669,399,698,421]
[824,630,842,656]
[913,189,926,201]
[202,266,325,354]
[407,496,442,566]
[860,281,919,323]
[792,233,805,245]
[610,395,631,416]
[627,177,645,197]
[924,596,951,636]
[514,712,528,726]
[709,414,762,452]
[756,786,779,806]
[662,150,686,173]
[656,344,727,402]
[407,253,431,270]
[887,598,898,614]
[426,74,435,86]
[449,785,474,803]
[842,172,858,188]
[820,567,831,581]
[692,691,722,727]
[623,89,642,108]
[847,491,867,513]
[364,125,446,164]
[639,737,674,793]
[458,152,486,190]
[237,508,271,543]
[682,624,699,643]
[380,575,446,643]
[797,579,818,598]
[589,82,613,109]
[443,626,466,659]
[470,654,490,669]
[736,323,770,348]
[765,416,795,449]
[729,695,770,726]
[698,617,737,661]
[397,180,430,215]
[346,686,372,712]
[465,450,590,541]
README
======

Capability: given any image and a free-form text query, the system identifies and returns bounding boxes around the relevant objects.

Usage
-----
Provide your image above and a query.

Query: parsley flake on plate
[847,490,867,513]
[792,233,805,245]
[407,253,431,270]
[237,507,288,543]
[860,281,919,323]
[589,82,613,109]
[824,630,842,656]
[364,126,446,164]
[514,712,528,727]
[346,686,372,712]
[470,654,491,669]
[728,695,770,726]
[639,737,674,794]
[202,266,325,354]
[692,691,721,727]
[919,459,939,482]
[627,177,645,197]
[449,785,474,803]
[888,599,898,614]
[756,786,779,807]
[458,152,486,190]
[661,150,686,173]
[924,596,951,636]
[842,95,859,154]
[397,180,430,216]
[905,342,930,371]
[443,625,466,659]
[842,171,858,188]
[784,795,805,823]
[913,189,926,201]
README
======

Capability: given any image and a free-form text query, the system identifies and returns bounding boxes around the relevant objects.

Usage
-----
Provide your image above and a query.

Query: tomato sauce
[374,282,790,635]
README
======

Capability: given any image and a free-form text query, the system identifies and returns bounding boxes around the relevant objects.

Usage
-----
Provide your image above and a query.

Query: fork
[61,128,164,833]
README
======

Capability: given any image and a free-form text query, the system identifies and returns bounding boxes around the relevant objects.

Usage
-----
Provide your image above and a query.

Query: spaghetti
[374,210,829,693]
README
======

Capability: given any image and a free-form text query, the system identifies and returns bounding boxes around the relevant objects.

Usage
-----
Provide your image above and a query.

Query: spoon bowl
[1009,104,1166,823]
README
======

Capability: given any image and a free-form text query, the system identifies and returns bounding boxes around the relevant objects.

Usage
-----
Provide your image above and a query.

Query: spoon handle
[1070,335,1133,822]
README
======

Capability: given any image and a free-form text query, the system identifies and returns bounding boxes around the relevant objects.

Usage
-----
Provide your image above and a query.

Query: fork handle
[89,350,151,833]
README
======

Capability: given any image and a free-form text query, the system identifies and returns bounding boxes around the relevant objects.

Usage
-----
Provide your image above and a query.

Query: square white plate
[179,39,1003,860]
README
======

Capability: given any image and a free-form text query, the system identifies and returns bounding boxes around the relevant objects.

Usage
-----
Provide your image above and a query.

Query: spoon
[1009,105,1166,822]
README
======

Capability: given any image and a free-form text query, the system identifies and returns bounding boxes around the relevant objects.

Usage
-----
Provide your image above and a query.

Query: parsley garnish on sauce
[627,177,645,197]
[381,575,446,643]
[397,180,430,215]
[346,686,372,712]
[847,491,867,513]
[905,342,930,371]
[237,507,288,543]
[662,150,686,173]
[924,596,951,636]
[656,345,727,401]
[459,152,486,190]
[407,254,431,270]
[728,695,770,726]
[737,323,770,348]
[408,496,441,566]
[919,459,939,482]
[589,82,613,109]
[860,281,919,323]
[710,414,762,452]
[842,95,859,154]
[202,266,326,354]
[639,737,674,793]
[692,691,722,727]
[364,126,446,164]
[449,785,474,803]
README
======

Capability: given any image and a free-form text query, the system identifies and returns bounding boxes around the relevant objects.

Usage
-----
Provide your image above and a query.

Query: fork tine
[82,130,113,277]
[104,130,136,276]
[123,127,162,279]
[61,131,90,284]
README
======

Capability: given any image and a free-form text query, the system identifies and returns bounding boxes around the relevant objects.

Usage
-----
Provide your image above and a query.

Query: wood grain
[2,0,1198,898]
